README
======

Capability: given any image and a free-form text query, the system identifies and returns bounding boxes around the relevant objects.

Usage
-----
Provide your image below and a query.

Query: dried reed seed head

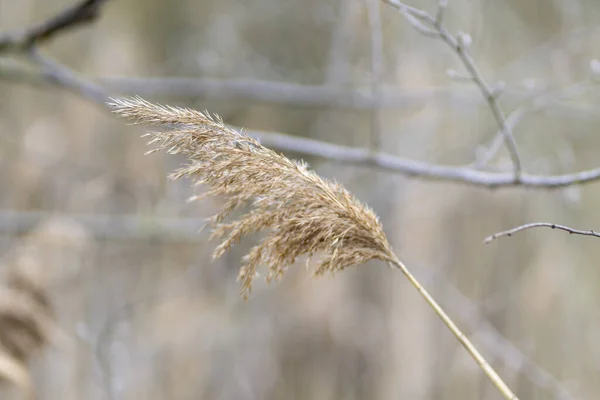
[0,269,56,399]
[0,353,34,398]
[110,97,396,297]
[0,273,54,363]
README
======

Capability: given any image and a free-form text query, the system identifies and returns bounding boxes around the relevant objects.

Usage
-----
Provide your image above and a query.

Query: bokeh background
[1,0,600,399]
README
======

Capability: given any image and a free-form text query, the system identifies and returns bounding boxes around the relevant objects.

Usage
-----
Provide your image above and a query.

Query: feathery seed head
[110,97,395,297]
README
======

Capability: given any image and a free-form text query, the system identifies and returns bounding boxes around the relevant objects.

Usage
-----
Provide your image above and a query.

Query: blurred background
[1,0,600,399]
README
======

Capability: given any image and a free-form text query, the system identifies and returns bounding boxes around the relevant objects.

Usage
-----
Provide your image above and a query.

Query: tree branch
[382,0,523,179]
[5,59,600,189]
[0,0,111,103]
[27,47,109,103]
[0,0,110,51]
[248,129,600,188]
[484,222,600,243]
[3,0,600,190]
[99,76,469,110]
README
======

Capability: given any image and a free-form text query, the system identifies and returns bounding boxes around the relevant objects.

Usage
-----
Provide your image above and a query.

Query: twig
[8,52,600,189]
[6,55,600,188]
[0,0,110,51]
[474,81,595,168]
[249,129,600,188]
[99,76,463,110]
[382,0,523,179]
[484,222,600,243]
[27,47,109,103]
[0,0,111,103]
[3,1,600,190]
[0,57,555,112]
[434,0,448,27]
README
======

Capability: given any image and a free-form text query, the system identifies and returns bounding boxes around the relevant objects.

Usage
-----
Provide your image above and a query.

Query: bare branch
[2,0,600,190]
[0,0,110,51]
[474,81,596,168]
[27,47,109,103]
[0,0,111,103]
[484,222,600,243]
[99,76,464,110]
[381,0,433,22]
[435,0,448,27]
[6,59,600,188]
[0,55,553,114]
[249,129,600,188]
[382,0,523,178]
[7,59,600,188]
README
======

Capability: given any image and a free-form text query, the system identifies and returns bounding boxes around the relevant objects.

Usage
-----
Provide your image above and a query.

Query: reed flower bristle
[109,96,395,297]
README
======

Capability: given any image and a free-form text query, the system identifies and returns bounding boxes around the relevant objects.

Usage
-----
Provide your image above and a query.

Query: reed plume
[0,218,78,400]
[110,96,518,400]
[0,271,52,400]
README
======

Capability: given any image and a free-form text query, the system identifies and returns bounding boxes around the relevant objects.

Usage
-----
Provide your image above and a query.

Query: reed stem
[389,257,518,400]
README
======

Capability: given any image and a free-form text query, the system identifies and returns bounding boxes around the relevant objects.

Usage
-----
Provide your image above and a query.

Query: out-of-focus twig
[6,73,600,189]
[0,0,111,103]
[27,47,109,103]
[382,0,523,180]
[0,0,110,51]
[1,62,496,110]
[248,129,600,188]
[484,222,600,243]
[474,81,596,168]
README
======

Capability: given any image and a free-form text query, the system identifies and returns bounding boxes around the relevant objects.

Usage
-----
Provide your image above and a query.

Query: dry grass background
[1,0,600,399]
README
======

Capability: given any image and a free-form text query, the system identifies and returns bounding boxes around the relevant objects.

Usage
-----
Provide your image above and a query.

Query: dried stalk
[110,96,519,400]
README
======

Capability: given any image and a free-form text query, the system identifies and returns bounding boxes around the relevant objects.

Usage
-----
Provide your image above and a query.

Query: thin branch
[248,129,600,189]
[474,81,596,168]
[0,0,111,103]
[381,0,432,21]
[382,0,523,179]
[0,0,110,51]
[484,222,600,243]
[99,76,467,110]
[6,57,600,188]
[3,1,600,189]
[434,0,448,27]
[0,58,551,112]
[27,47,109,103]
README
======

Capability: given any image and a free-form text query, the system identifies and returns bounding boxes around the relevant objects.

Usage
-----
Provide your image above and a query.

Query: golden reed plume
[110,96,518,400]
